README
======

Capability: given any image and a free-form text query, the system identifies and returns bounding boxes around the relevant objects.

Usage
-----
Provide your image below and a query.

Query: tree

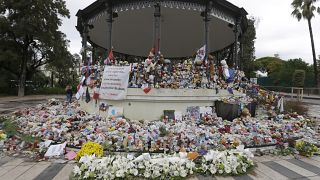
[292,70,306,87]
[46,49,79,88]
[254,57,285,78]
[291,0,319,87]
[254,57,315,87]
[0,0,70,96]
[240,17,256,77]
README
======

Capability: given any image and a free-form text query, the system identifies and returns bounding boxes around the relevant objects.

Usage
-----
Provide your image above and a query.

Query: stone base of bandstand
[79,88,244,121]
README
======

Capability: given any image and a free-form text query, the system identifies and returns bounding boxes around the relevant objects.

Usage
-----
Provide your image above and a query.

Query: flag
[196,45,206,61]
[194,45,207,66]
[104,49,114,65]
[85,87,91,103]
[148,48,155,58]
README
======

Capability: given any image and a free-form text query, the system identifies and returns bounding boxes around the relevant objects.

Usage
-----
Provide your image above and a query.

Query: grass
[1,116,40,143]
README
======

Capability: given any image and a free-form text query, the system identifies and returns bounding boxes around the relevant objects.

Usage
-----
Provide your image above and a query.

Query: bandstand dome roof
[76,0,248,58]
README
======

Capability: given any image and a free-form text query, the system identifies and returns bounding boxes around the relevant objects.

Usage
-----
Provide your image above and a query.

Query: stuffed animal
[241,108,251,118]
[220,60,230,80]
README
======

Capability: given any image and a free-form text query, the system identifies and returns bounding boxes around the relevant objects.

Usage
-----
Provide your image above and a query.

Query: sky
[60,0,320,64]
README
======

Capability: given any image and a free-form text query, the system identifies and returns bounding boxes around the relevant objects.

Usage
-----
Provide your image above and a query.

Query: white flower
[189,169,194,174]
[127,154,134,160]
[209,164,217,174]
[236,145,254,158]
[129,168,138,176]
[218,170,224,174]
[173,170,179,176]
[153,170,161,178]
[242,166,247,172]
[225,165,232,174]
[186,161,194,169]
[116,169,124,177]
[79,155,96,165]
[180,169,188,177]
[83,171,90,179]
[202,164,208,172]
[73,165,81,176]
[138,162,145,169]
[144,171,151,178]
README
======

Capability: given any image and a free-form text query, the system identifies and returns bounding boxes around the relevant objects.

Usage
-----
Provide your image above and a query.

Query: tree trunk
[18,54,27,97]
[307,19,319,87]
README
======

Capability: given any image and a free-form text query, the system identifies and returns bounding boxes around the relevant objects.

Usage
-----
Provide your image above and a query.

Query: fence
[261,86,320,99]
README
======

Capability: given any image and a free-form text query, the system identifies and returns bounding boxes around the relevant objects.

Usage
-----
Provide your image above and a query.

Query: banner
[100,66,130,100]
[195,45,206,61]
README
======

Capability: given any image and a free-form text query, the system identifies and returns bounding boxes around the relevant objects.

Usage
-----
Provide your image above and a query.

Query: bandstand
[76,0,248,120]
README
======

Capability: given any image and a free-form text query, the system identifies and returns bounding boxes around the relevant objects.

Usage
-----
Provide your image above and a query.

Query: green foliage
[291,0,318,21]
[2,119,18,137]
[1,117,40,143]
[254,57,285,79]
[292,70,306,87]
[255,57,315,87]
[241,18,256,77]
[0,0,71,96]
[46,53,79,88]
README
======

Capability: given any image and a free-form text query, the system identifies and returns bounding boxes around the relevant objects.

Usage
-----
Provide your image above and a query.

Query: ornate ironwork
[88,1,235,25]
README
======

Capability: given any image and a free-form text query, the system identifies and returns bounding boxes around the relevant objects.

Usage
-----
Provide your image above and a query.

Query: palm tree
[291,0,319,87]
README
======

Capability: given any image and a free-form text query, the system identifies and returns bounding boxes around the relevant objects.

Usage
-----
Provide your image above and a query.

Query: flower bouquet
[76,141,103,161]
[295,140,318,157]
[72,147,254,179]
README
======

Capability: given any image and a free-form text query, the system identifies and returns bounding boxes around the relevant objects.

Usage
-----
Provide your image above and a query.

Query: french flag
[104,49,114,65]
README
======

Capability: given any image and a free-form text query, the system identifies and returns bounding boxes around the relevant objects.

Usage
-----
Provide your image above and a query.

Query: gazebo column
[81,24,88,64]
[92,45,96,64]
[154,3,161,59]
[239,38,244,71]
[203,1,213,63]
[106,5,113,53]
[233,19,240,68]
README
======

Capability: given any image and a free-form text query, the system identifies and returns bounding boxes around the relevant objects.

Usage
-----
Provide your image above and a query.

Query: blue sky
[61,0,320,64]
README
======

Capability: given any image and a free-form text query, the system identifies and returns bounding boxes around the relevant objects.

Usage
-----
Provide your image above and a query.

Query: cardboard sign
[100,66,130,100]
[107,106,123,118]
[44,142,66,157]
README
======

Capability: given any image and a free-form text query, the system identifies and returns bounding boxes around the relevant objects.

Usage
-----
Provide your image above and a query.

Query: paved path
[0,95,65,115]
[1,155,320,180]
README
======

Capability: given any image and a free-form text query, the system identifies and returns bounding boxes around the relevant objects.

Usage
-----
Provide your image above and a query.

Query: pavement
[1,155,320,180]
[0,95,65,115]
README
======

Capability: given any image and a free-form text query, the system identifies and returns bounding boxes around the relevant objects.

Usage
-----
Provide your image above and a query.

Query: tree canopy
[0,0,70,96]
[254,57,315,87]
[240,17,256,77]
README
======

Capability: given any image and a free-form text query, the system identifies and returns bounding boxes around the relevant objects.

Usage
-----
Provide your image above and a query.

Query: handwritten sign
[100,66,130,100]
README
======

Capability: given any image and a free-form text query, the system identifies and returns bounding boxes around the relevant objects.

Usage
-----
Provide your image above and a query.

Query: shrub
[292,70,305,87]
[30,87,66,95]
[284,100,308,115]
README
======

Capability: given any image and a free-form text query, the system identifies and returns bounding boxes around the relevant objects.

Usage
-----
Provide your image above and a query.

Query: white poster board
[44,142,66,157]
[100,66,130,100]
